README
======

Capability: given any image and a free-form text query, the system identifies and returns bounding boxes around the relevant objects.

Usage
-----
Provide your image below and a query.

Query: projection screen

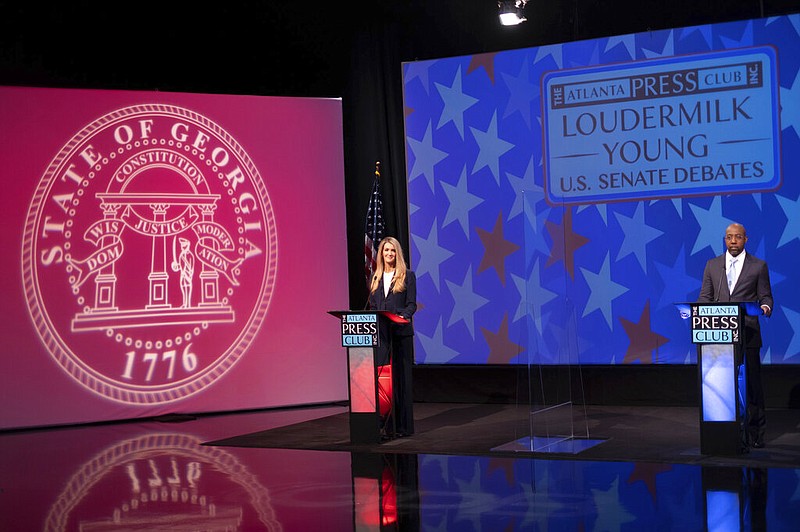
[0,87,349,429]
[403,13,800,366]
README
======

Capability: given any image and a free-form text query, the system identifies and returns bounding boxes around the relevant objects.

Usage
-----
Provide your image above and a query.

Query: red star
[545,207,588,280]
[627,462,673,501]
[620,301,669,364]
[467,52,499,84]
[481,313,523,364]
[476,212,520,286]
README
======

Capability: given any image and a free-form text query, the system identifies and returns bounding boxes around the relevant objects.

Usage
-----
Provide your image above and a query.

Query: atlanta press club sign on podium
[676,301,761,455]
[328,310,409,444]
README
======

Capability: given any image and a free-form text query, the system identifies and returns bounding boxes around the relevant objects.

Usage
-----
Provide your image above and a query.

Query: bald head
[725,223,747,257]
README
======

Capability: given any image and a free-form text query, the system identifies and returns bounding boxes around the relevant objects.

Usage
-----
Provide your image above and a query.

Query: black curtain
[342,16,409,310]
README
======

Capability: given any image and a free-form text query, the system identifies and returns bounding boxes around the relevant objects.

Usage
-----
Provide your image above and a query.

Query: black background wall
[2,0,798,406]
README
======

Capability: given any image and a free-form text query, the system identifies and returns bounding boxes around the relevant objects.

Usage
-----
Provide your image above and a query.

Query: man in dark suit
[698,223,773,448]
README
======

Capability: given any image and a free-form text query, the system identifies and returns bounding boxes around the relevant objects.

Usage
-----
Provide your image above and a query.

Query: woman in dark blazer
[368,236,417,437]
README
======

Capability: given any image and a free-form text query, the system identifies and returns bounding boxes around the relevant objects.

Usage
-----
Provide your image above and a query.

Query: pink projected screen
[0,86,350,430]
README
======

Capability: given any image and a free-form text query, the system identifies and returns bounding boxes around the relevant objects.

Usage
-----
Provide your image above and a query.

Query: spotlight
[498,0,528,26]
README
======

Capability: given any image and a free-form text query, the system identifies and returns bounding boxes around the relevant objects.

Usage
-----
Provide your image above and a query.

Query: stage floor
[2,403,799,530]
[206,402,800,469]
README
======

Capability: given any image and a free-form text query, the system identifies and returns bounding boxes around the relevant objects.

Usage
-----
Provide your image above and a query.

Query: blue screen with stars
[403,14,800,365]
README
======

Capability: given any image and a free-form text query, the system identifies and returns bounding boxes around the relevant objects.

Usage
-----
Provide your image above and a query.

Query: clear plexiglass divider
[492,190,603,454]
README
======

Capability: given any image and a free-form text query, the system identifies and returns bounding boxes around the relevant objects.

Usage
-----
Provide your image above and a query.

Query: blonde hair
[369,236,408,295]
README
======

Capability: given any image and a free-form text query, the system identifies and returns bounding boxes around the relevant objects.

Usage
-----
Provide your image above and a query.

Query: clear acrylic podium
[492,191,604,455]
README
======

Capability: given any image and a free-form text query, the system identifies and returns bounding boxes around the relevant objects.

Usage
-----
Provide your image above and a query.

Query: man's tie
[727,258,737,292]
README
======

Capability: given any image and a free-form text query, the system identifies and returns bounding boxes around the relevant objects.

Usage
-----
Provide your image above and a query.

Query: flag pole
[364,161,385,290]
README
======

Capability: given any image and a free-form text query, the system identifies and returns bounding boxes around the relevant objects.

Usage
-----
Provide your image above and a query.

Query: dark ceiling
[4,1,795,99]
[0,1,358,96]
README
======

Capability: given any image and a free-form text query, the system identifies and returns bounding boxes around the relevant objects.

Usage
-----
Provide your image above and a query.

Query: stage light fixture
[498,0,528,26]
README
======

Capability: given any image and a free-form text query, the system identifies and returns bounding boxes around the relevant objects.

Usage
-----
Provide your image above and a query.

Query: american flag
[364,162,385,288]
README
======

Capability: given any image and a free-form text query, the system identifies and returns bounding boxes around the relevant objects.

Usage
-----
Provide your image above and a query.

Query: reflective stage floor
[1,404,799,531]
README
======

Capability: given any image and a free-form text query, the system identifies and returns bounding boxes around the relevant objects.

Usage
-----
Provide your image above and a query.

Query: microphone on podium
[363,275,377,310]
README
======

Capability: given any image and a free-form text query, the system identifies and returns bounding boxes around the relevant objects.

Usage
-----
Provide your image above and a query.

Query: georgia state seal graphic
[22,104,277,404]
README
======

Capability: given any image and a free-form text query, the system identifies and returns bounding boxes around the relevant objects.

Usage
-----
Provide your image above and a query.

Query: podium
[328,310,409,444]
[675,301,761,455]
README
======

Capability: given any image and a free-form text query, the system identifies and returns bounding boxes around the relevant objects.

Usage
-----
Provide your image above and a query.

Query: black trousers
[389,335,415,436]
[744,346,766,442]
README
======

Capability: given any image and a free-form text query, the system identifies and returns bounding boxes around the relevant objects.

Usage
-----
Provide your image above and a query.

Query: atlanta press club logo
[21,104,278,404]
